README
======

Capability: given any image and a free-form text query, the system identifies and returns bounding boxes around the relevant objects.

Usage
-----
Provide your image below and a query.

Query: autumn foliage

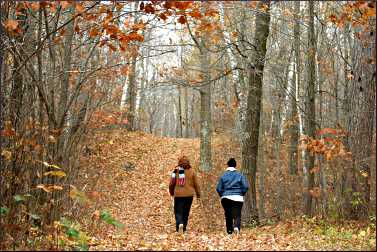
[0,1,375,251]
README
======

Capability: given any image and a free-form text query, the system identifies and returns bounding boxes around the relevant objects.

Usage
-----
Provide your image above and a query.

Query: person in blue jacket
[216,158,249,235]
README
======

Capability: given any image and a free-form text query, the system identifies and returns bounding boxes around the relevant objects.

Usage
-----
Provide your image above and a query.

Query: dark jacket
[216,168,249,197]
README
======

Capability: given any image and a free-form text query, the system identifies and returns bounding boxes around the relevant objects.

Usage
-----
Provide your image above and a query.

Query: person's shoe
[233,227,240,235]
[178,224,184,234]
[226,233,233,240]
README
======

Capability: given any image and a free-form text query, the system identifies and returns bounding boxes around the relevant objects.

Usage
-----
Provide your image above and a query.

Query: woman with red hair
[169,156,201,233]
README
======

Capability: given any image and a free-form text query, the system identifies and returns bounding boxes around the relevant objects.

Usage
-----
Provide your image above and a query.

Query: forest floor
[76,129,376,251]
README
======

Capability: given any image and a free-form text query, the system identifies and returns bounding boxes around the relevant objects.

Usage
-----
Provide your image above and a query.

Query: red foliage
[178,15,187,24]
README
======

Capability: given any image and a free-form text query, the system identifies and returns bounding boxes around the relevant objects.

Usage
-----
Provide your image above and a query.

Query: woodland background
[0,1,375,250]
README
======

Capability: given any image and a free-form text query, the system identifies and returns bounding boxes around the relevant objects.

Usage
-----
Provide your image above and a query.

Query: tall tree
[342,15,376,219]
[56,4,75,161]
[186,2,213,171]
[0,2,5,242]
[303,0,316,216]
[198,39,212,171]
[125,55,138,131]
[241,1,271,224]
[125,2,140,131]
[288,1,300,175]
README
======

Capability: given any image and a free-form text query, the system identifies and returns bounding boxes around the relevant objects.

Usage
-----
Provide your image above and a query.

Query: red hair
[178,156,191,169]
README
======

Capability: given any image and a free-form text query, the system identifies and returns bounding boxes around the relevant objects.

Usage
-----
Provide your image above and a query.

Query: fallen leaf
[43,171,67,177]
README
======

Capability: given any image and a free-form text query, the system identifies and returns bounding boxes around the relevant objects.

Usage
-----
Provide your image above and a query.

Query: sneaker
[178,224,184,234]
[233,227,239,235]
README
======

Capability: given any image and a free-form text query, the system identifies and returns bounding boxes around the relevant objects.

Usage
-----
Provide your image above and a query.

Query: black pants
[221,198,243,234]
[174,196,193,232]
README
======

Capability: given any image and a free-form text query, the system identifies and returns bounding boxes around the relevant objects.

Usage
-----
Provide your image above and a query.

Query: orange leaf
[59,28,66,36]
[60,1,70,10]
[75,3,85,14]
[159,13,168,21]
[119,45,126,52]
[164,1,173,9]
[189,10,202,19]
[118,33,129,44]
[325,151,333,160]
[74,24,80,33]
[85,14,97,21]
[105,24,119,36]
[212,34,221,43]
[31,2,40,11]
[178,15,186,24]
[99,40,107,47]
[249,2,257,8]
[328,14,337,23]
[53,37,62,44]
[99,5,108,13]
[107,43,117,52]
[132,22,145,31]
[128,32,144,42]
[89,27,100,38]
[205,9,219,17]
[36,184,63,193]
[115,2,124,11]
[144,3,155,14]
[120,65,129,75]
[49,2,57,13]
[260,3,269,12]
[365,6,376,17]
[175,1,192,10]
[3,19,19,31]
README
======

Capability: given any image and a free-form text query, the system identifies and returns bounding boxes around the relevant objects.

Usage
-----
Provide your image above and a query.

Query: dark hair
[178,156,191,169]
[227,158,236,167]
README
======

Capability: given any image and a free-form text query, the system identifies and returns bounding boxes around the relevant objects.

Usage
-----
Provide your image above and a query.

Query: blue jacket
[216,168,249,197]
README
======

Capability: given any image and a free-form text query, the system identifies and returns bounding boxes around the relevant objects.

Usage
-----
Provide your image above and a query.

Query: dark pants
[221,198,243,234]
[174,196,193,232]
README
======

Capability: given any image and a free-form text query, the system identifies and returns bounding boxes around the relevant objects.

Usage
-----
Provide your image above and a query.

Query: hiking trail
[77,129,374,251]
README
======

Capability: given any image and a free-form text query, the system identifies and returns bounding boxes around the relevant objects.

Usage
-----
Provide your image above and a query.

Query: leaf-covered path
[78,130,375,251]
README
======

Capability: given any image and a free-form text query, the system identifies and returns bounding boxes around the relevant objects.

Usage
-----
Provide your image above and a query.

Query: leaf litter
[76,129,375,251]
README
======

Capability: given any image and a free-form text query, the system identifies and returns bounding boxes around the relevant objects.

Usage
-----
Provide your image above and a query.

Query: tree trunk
[343,24,375,220]
[199,76,212,171]
[289,0,300,176]
[183,86,189,138]
[241,1,271,225]
[10,7,28,131]
[339,25,352,218]
[0,2,5,241]
[257,116,266,221]
[126,56,137,131]
[56,4,75,162]
[316,18,328,217]
[177,86,183,138]
[198,3,212,172]
[303,1,316,216]
[125,2,140,131]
